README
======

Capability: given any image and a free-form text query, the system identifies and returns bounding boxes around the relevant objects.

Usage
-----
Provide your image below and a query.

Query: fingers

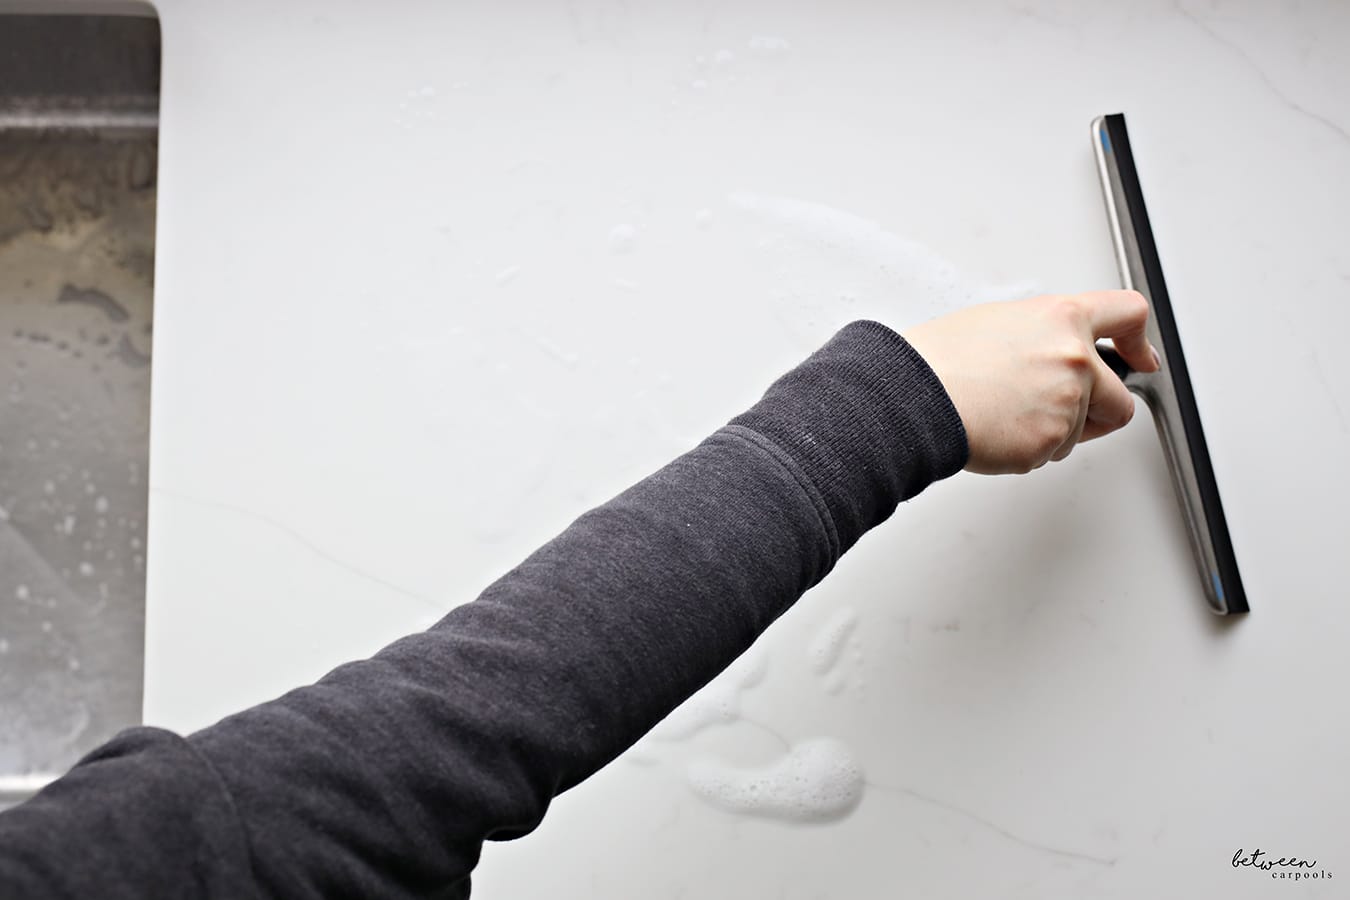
[1075,290,1160,374]
[1080,355,1136,442]
[1050,385,1092,462]
[1077,290,1148,335]
[1050,302,1142,461]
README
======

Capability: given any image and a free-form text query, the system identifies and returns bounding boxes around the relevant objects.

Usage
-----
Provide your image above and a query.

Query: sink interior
[0,11,159,799]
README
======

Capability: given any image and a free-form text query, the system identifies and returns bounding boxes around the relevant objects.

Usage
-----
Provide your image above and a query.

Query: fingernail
[1150,346,1162,370]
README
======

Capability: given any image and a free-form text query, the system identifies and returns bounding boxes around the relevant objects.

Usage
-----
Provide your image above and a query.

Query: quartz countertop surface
[120,0,1350,895]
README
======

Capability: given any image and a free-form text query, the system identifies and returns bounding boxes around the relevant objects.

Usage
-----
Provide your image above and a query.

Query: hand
[901,291,1160,475]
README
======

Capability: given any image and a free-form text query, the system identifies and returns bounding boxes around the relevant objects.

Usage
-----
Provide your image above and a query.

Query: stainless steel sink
[0,10,159,805]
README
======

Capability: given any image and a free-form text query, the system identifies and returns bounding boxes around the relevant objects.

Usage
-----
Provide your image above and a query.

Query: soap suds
[686,737,865,824]
[806,606,859,675]
[608,223,637,254]
[649,648,767,741]
[393,85,440,129]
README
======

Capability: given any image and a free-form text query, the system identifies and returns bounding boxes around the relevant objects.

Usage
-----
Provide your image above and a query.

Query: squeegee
[1090,113,1249,616]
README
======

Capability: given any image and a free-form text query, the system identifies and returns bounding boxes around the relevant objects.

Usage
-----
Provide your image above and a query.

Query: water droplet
[748,35,792,53]
[608,223,637,255]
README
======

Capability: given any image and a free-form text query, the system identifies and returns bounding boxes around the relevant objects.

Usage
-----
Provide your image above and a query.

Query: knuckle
[1060,339,1094,371]
[1034,424,1066,460]
[1096,407,1132,434]
[1032,293,1072,323]
[1051,293,1086,325]
[1116,396,1136,427]
[1053,378,1085,409]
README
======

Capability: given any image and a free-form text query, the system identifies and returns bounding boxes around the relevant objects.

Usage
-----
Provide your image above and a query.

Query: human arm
[0,293,1154,899]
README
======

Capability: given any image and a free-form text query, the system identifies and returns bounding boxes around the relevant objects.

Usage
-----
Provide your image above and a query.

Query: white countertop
[130,0,1349,896]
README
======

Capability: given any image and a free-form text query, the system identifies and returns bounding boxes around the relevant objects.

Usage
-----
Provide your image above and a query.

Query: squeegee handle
[1091,113,1249,615]
[1096,345,1130,381]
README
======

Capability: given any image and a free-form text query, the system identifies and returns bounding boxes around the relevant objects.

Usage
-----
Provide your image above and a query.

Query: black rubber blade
[1103,113,1249,614]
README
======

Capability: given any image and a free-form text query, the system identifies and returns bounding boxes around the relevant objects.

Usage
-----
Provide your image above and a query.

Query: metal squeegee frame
[1091,112,1248,616]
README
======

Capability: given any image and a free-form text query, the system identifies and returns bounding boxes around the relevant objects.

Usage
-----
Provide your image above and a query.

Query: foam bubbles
[649,648,767,741]
[807,606,859,675]
[686,737,864,824]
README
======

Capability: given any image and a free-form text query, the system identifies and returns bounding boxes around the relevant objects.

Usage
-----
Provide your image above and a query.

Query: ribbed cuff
[727,319,968,555]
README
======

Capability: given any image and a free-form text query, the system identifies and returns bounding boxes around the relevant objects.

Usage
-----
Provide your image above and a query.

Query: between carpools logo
[1233,848,1333,882]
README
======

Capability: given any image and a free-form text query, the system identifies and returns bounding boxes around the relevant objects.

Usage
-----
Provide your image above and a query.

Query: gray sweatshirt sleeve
[0,320,968,900]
